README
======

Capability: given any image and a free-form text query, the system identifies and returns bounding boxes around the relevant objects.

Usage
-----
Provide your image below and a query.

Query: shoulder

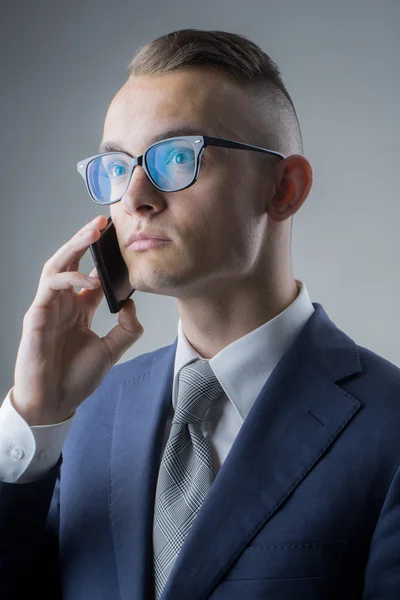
[342,342,400,457]
[356,343,400,393]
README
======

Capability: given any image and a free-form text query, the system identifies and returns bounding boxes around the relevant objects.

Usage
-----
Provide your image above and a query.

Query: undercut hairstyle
[127,28,304,158]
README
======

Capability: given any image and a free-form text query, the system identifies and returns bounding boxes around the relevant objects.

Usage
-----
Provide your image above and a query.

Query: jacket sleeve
[0,455,63,600]
[362,460,400,599]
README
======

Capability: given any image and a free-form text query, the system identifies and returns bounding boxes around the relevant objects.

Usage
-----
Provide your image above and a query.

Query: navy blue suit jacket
[1,303,400,599]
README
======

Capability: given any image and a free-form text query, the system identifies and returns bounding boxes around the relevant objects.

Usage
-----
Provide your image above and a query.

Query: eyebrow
[98,126,207,154]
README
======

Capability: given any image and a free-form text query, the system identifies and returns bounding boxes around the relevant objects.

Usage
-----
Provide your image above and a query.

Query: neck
[176,271,299,359]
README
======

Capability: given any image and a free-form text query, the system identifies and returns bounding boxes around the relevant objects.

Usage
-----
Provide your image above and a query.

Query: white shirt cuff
[0,387,76,483]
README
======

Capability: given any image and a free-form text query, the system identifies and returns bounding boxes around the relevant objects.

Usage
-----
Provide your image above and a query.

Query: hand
[12,215,144,425]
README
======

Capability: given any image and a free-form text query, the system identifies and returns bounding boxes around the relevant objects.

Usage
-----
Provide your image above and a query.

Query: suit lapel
[109,340,177,600]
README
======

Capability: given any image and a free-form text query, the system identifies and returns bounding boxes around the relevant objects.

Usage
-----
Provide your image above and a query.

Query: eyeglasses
[76,135,286,205]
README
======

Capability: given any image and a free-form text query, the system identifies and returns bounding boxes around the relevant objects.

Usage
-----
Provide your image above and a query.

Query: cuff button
[11,447,24,460]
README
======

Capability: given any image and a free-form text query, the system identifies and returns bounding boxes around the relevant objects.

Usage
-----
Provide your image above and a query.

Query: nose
[120,164,166,217]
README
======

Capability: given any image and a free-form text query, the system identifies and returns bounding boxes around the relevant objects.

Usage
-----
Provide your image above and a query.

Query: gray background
[1,0,399,401]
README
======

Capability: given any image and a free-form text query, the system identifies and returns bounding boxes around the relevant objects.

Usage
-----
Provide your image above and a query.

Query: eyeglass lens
[87,138,197,203]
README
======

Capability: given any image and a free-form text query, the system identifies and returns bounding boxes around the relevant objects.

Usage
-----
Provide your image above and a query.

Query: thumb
[101,299,144,365]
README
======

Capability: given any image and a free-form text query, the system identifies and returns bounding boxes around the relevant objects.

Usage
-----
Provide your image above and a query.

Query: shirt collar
[172,279,315,421]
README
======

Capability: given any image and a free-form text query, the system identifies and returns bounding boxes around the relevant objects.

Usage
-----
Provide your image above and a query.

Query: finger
[44,215,108,276]
[79,266,103,300]
[75,215,108,236]
[77,273,105,311]
[75,267,98,293]
[33,271,101,307]
[67,223,108,274]
[100,300,144,365]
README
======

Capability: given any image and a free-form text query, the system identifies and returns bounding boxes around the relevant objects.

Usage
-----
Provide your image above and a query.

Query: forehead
[101,68,254,152]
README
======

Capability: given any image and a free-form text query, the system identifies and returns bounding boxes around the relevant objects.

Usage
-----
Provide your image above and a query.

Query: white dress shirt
[0,280,314,484]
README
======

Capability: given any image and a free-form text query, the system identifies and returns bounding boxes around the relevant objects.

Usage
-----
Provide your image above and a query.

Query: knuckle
[41,272,53,286]
[22,309,31,324]
[42,258,52,272]
[22,307,36,327]
[75,227,91,238]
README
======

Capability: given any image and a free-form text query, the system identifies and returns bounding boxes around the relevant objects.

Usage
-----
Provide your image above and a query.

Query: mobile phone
[89,216,135,313]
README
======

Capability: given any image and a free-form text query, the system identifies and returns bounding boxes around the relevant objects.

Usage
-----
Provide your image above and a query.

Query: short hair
[127,28,303,157]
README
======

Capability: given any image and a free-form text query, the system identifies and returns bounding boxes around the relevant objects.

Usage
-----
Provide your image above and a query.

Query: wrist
[11,388,75,426]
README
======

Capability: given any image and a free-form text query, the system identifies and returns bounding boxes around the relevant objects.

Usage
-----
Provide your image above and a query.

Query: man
[0,28,399,600]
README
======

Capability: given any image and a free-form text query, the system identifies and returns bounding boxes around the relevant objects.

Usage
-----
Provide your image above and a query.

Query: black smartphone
[89,216,135,313]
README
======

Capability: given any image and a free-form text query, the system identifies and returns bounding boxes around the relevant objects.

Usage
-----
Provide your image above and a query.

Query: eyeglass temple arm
[203,135,285,159]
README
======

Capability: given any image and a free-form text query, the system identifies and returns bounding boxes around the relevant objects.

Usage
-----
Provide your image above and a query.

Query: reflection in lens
[87,153,131,203]
[146,139,196,191]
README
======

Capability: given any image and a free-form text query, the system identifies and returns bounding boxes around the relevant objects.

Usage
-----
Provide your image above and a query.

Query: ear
[267,154,313,223]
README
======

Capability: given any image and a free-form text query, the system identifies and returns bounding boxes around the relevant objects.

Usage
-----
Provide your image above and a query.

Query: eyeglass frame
[76,134,286,206]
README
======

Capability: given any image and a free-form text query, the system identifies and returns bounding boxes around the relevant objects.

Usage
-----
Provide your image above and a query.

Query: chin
[128,268,195,296]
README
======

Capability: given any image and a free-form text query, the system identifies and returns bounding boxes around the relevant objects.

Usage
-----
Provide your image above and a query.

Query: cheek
[208,176,263,261]
[182,156,259,248]
[188,189,248,256]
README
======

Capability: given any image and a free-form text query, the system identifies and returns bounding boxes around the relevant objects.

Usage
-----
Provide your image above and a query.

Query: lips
[128,238,170,251]
[125,231,170,247]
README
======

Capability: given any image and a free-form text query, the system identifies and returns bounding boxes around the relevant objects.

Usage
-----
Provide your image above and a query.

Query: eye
[166,149,194,166]
[107,161,129,178]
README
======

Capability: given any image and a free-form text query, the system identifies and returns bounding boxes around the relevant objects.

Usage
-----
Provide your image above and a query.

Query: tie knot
[174,359,223,424]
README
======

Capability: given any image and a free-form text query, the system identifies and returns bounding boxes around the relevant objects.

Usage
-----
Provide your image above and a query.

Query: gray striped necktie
[152,359,224,599]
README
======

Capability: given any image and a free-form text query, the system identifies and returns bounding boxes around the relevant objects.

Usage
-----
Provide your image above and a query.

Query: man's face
[102,68,274,299]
